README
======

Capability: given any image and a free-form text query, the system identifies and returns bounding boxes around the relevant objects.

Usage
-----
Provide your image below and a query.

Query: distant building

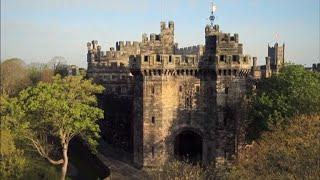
[312,63,320,72]
[306,63,320,72]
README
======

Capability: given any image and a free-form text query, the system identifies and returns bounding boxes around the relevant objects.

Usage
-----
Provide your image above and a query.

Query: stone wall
[86,21,282,168]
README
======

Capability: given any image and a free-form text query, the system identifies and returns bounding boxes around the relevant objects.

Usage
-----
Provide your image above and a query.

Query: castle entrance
[174,130,202,163]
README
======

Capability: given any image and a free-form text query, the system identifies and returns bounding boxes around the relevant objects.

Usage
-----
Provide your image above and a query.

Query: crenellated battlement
[116,41,140,51]
[86,18,286,169]
[175,45,204,55]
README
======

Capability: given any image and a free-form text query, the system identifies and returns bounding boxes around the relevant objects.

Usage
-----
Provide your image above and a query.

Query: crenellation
[86,20,285,168]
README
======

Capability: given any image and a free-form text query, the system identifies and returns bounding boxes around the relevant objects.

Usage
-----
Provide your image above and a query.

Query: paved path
[97,142,150,180]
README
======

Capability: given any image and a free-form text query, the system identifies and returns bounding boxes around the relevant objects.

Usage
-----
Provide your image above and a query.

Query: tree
[0,58,31,96]
[48,56,69,76]
[246,65,320,140]
[228,115,320,179]
[1,94,60,179]
[15,75,104,180]
[28,62,54,84]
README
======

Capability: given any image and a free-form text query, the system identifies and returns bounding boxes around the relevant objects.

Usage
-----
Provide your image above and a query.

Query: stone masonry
[86,21,284,168]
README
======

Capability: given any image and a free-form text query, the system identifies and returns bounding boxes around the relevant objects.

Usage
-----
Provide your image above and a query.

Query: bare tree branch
[26,136,64,165]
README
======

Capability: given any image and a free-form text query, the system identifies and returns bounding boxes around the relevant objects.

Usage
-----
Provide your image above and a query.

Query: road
[97,141,150,180]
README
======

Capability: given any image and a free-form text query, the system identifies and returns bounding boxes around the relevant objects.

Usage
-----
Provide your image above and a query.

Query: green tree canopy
[8,75,104,180]
[0,94,60,180]
[247,65,320,140]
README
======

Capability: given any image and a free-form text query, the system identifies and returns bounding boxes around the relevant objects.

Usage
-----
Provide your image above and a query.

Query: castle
[86,18,284,167]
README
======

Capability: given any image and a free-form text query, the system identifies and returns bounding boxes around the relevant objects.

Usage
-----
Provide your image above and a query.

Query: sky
[1,0,319,68]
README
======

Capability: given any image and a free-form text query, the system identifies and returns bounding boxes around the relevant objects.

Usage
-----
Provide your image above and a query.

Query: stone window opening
[169,55,172,63]
[233,69,237,76]
[225,87,229,94]
[232,55,238,62]
[223,70,227,76]
[156,55,161,62]
[151,86,155,94]
[152,116,155,124]
[185,97,192,109]
[179,86,182,92]
[144,56,149,62]
[121,87,126,94]
[196,86,200,93]
[220,55,225,62]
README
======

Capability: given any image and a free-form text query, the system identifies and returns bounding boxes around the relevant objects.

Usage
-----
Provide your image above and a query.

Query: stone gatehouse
[86,20,283,168]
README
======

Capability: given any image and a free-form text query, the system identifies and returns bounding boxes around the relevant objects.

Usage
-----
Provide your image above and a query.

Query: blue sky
[1,0,319,67]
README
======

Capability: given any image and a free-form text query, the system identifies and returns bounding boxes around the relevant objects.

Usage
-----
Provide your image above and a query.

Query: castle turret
[268,42,285,66]
[205,25,219,55]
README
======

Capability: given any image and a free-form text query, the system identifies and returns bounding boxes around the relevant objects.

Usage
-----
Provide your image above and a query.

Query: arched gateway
[174,130,203,163]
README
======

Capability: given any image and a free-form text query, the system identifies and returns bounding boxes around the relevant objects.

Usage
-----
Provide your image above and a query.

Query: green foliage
[247,65,320,140]
[1,75,104,179]
[228,115,320,179]
[18,75,104,151]
[0,129,26,179]
[0,94,60,179]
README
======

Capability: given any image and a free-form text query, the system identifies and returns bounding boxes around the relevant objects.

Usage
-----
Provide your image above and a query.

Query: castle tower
[202,2,252,165]
[268,43,285,66]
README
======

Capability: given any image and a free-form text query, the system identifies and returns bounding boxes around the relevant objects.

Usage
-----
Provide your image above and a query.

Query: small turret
[169,21,174,31]
[87,42,92,51]
[160,21,166,31]
[92,40,98,50]
[253,57,257,68]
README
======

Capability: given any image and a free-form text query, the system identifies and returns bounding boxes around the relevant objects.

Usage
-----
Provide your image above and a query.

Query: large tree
[0,58,31,96]
[228,115,320,179]
[0,95,60,179]
[15,75,104,180]
[246,65,320,140]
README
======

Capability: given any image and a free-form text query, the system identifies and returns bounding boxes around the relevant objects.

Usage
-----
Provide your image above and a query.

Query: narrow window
[196,86,200,93]
[151,116,155,124]
[144,56,148,62]
[169,55,172,63]
[232,55,238,62]
[179,86,182,92]
[233,70,237,76]
[156,55,161,62]
[225,87,229,94]
[121,87,126,94]
[151,86,155,94]
[220,55,225,62]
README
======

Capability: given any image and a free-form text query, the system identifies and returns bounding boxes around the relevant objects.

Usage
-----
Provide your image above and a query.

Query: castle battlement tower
[86,2,282,168]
